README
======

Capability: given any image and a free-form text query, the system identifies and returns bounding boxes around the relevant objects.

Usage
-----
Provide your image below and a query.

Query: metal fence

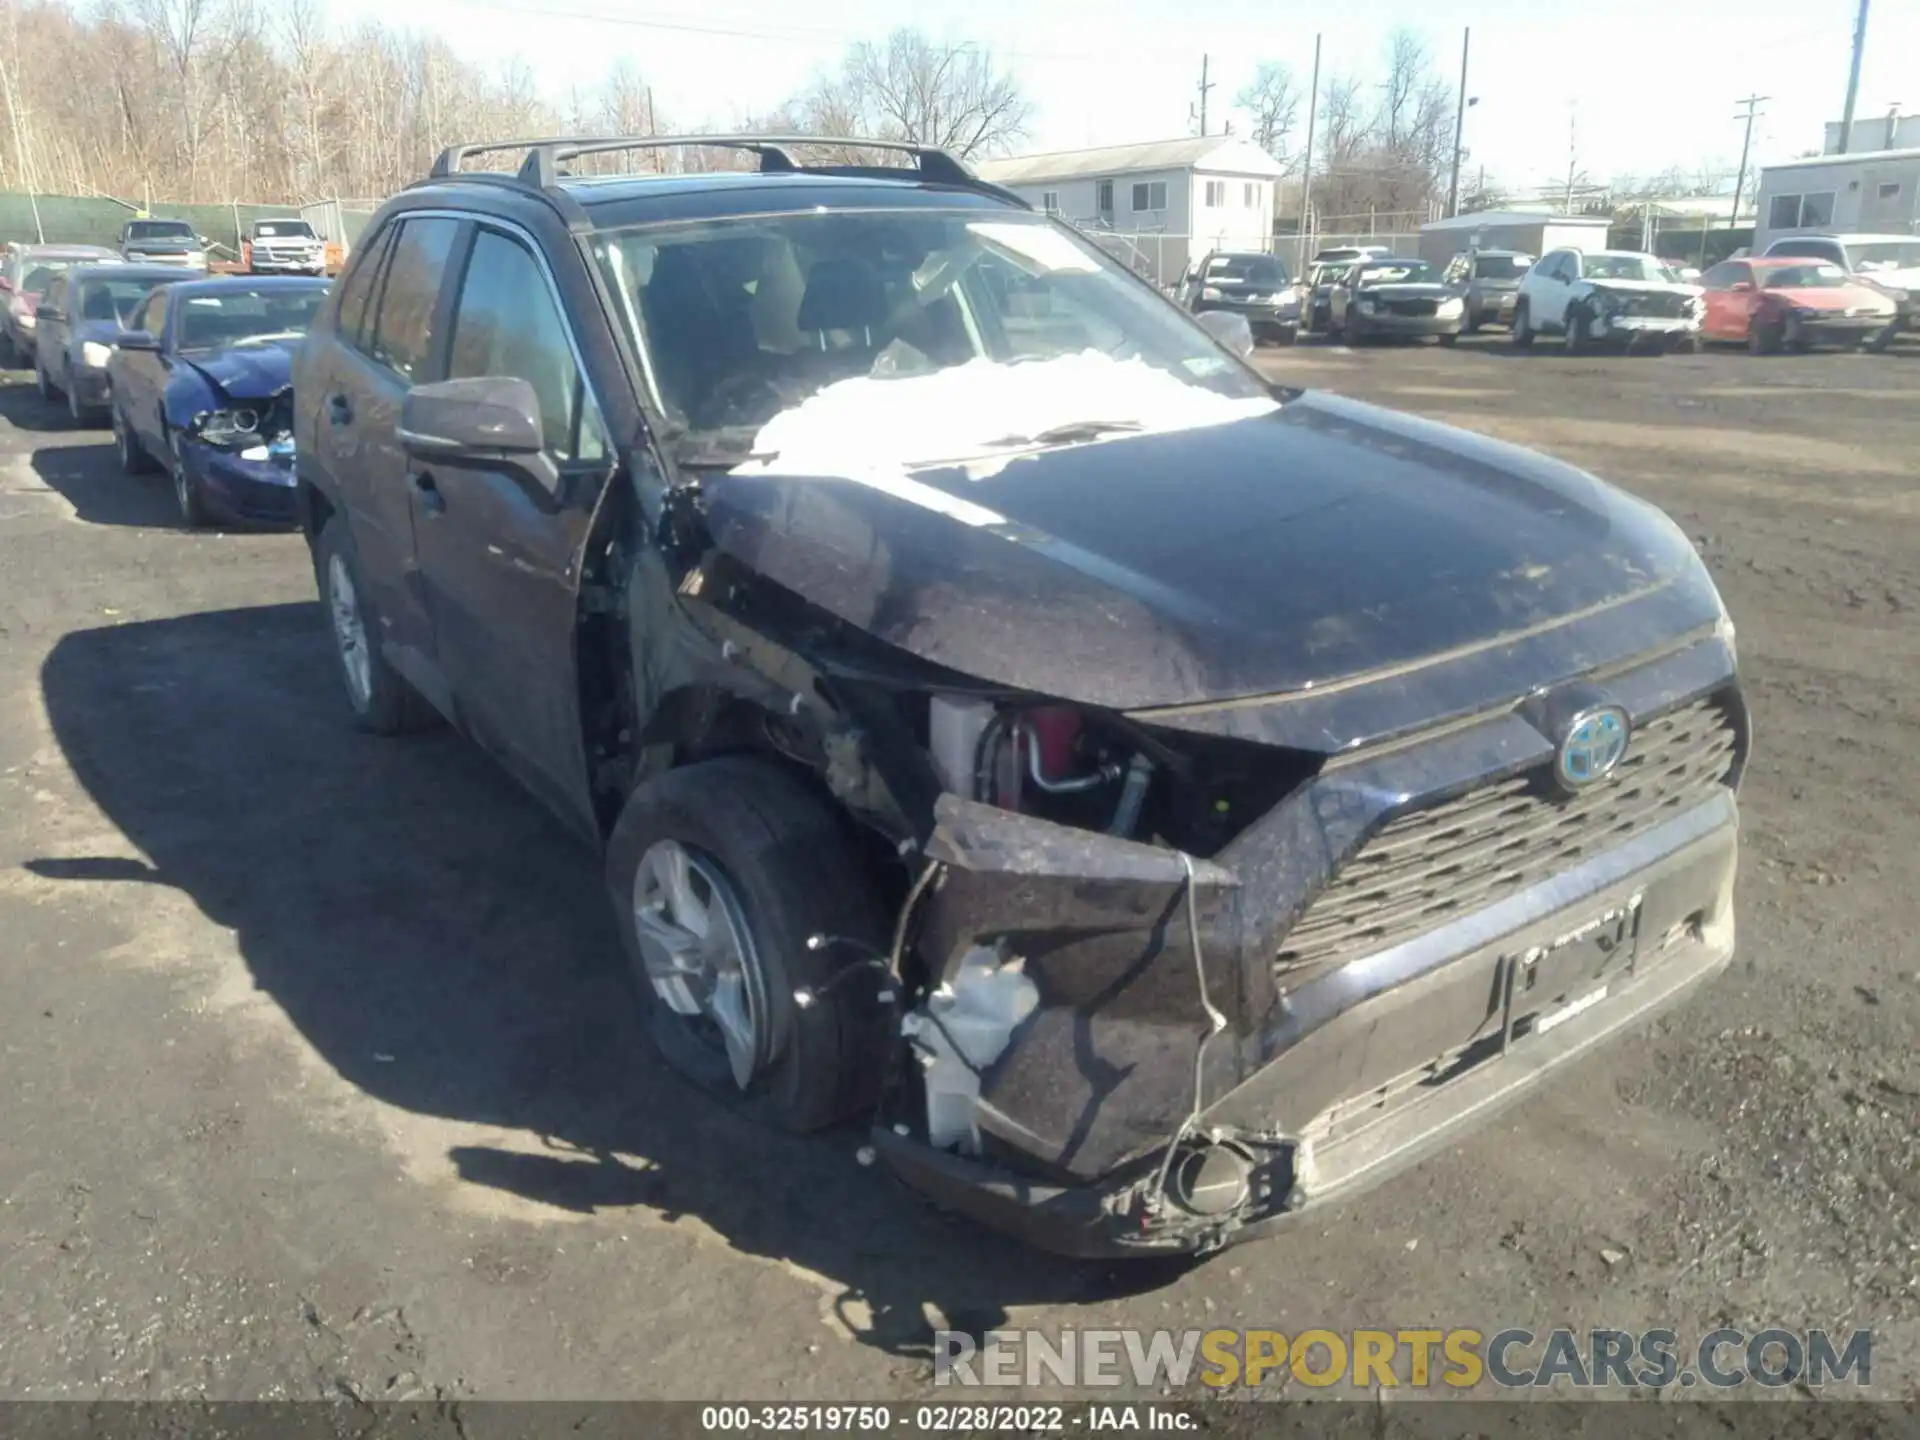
[0,191,379,255]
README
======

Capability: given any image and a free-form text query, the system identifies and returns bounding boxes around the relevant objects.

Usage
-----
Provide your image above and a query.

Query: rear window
[77,278,167,325]
[1473,255,1530,279]
[1207,254,1288,285]
[255,221,316,239]
[128,220,193,240]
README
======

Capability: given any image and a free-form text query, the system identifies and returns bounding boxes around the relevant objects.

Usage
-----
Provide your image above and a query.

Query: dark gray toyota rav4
[293,135,1747,1258]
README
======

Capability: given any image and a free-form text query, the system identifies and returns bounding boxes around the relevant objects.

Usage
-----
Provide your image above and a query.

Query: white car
[1512,248,1704,353]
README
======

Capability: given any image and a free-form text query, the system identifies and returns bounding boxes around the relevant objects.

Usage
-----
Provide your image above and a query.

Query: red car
[1698,256,1899,353]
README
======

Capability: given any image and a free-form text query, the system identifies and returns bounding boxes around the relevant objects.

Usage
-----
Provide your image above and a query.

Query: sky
[321,0,1917,196]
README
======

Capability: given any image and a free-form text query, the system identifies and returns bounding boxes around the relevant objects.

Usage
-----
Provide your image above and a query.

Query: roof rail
[426,133,1029,208]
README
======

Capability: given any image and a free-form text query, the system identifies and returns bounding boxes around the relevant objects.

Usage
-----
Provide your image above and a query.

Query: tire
[1864,321,1897,354]
[1748,320,1781,355]
[36,360,56,401]
[1671,334,1701,355]
[1463,307,1482,335]
[1343,313,1364,346]
[113,403,157,475]
[67,377,92,426]
[169,437,211,529]
[313,513,440,734]
[1566,307,1592,354]
[0,332,14,368]
[1439,331,1460,347]
[606,756,890,1132]
[1511,300,1535,349]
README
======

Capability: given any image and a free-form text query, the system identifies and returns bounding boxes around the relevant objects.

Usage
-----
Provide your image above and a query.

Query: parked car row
[1,247,326,528]
[1178,232,1913,356]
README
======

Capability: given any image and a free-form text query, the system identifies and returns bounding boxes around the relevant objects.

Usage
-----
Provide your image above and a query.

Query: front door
[407,223,614,836]
[116,287,172,452]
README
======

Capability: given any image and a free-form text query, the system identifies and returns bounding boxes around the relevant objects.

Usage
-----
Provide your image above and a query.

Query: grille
[1274,698,1737,986]
[1386,298,1438,317]
[1620,292,1689,319]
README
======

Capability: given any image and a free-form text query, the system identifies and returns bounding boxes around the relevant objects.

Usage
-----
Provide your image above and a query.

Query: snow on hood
[739,351,1279,488]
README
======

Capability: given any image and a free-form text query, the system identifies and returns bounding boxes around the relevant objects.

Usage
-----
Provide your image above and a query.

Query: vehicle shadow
[29,603,1183,1365]
[30,444,177,528]
[0,372,85,433]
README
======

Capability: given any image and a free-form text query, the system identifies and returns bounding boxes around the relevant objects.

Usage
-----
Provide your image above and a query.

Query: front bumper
[1196,298,1301,336]
[249,255,326,274]
[1351,308,1464,337]
[879,637,1744,1258]
[178,438,300,527]
[1590,313,1699,345]
[1786,312,1897,347]
[67,363,111,410]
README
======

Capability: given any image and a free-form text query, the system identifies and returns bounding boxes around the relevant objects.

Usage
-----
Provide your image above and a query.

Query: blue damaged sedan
[106,276,327,528]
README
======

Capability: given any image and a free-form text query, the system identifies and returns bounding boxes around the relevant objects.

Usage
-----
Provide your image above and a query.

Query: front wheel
[1748,320,1781,355]
[313,515,440,733]
[1510,301,1535,349]
[606,757,890,1132]
[36,361,55,401]
[113,404,157,475]
[1567,307,1593,354]
[1438,331,1460,347]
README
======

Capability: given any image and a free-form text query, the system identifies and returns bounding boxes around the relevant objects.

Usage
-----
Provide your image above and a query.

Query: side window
[334,223,395,353]
[368,216,459,382]
[133,287,168,336]
[1727,262,1753,288]
[1699,262,1735,289]
[446,227,607,466]
[45,275,66,314]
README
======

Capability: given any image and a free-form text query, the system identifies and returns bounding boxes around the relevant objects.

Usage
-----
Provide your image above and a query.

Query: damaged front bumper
[178,435,299,527]
[877,637,1745,1257]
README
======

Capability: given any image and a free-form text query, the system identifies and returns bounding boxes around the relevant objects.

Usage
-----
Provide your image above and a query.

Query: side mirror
[116,329,159,351]
[1729,281,1753,293]
[1678,266,1702,282]
[39,306,64,323]
[1195,308,1255,359]
[400,376,545,461]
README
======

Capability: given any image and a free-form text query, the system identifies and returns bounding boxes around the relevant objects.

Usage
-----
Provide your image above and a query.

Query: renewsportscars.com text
[934,1327,1872,1390]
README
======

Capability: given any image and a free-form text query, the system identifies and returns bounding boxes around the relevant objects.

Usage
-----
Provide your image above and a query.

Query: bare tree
[1236,62,1300,170]
[793,28,1032,160]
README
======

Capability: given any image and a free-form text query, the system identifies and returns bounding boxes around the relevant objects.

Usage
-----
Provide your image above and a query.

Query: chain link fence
[0,191,379,258]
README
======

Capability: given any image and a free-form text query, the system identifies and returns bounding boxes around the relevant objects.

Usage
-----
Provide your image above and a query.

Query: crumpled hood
[1584,278,1701,298]
[699,368,1718,716]
[180,339,298,399]
[1859,266,1920,295]
[1773,284,1897,313]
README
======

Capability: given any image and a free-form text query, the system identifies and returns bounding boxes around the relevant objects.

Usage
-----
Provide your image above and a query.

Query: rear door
[406,221,613,833]
[309,214,463,712]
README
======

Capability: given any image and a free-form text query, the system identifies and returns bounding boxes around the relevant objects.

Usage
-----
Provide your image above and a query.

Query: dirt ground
[0,335,1916,1405]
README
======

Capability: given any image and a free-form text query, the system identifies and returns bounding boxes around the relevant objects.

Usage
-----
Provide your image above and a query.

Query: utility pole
[1298,33,1321,274]
[1564,107,1578,211]
[1446,27,1471,216]
[1730,93,1768,226]
[1837,0,1870,153]
[1195,54,1214,137]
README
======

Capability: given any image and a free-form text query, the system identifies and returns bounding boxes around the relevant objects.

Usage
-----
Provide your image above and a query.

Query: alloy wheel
[631,838,769,1090]
[326,552,373,710]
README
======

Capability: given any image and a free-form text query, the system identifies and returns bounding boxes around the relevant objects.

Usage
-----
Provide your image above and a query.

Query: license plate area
[1499,894,1642,1051]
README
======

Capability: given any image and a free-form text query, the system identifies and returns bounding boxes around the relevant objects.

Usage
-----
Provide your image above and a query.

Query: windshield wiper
[988,419,1145,448]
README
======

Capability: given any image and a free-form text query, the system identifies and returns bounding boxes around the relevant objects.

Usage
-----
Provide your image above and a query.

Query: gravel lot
[1,336,1916,1404]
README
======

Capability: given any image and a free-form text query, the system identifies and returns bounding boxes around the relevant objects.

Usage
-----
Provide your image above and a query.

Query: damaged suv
[295,136,1747,1258]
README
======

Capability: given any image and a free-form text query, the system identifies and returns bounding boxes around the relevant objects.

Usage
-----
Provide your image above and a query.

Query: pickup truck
[244,218,329,277]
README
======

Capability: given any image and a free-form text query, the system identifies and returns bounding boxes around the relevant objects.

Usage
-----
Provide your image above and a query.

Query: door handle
[327,393,353,427]
[412,471,446,514]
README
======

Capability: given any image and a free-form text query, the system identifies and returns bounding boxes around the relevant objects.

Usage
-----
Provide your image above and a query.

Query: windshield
[1208,254,1287,285]
[1762,262,1850,289]
[1473,255,1530,280]
[1357,261,1436,286]
[176,286,326,348]
[78,278,170,325]
[1584,254,1672,283]
[128,221,194,241]
[254,221,315,239]
[1854,241,1920,271]
[593,210,1275,464]
[21,261,76,296]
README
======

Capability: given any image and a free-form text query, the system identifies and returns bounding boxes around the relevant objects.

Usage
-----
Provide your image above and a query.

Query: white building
[974,137,1284,284]
[1824,114,1920,155]
[1753,146,1920,251]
